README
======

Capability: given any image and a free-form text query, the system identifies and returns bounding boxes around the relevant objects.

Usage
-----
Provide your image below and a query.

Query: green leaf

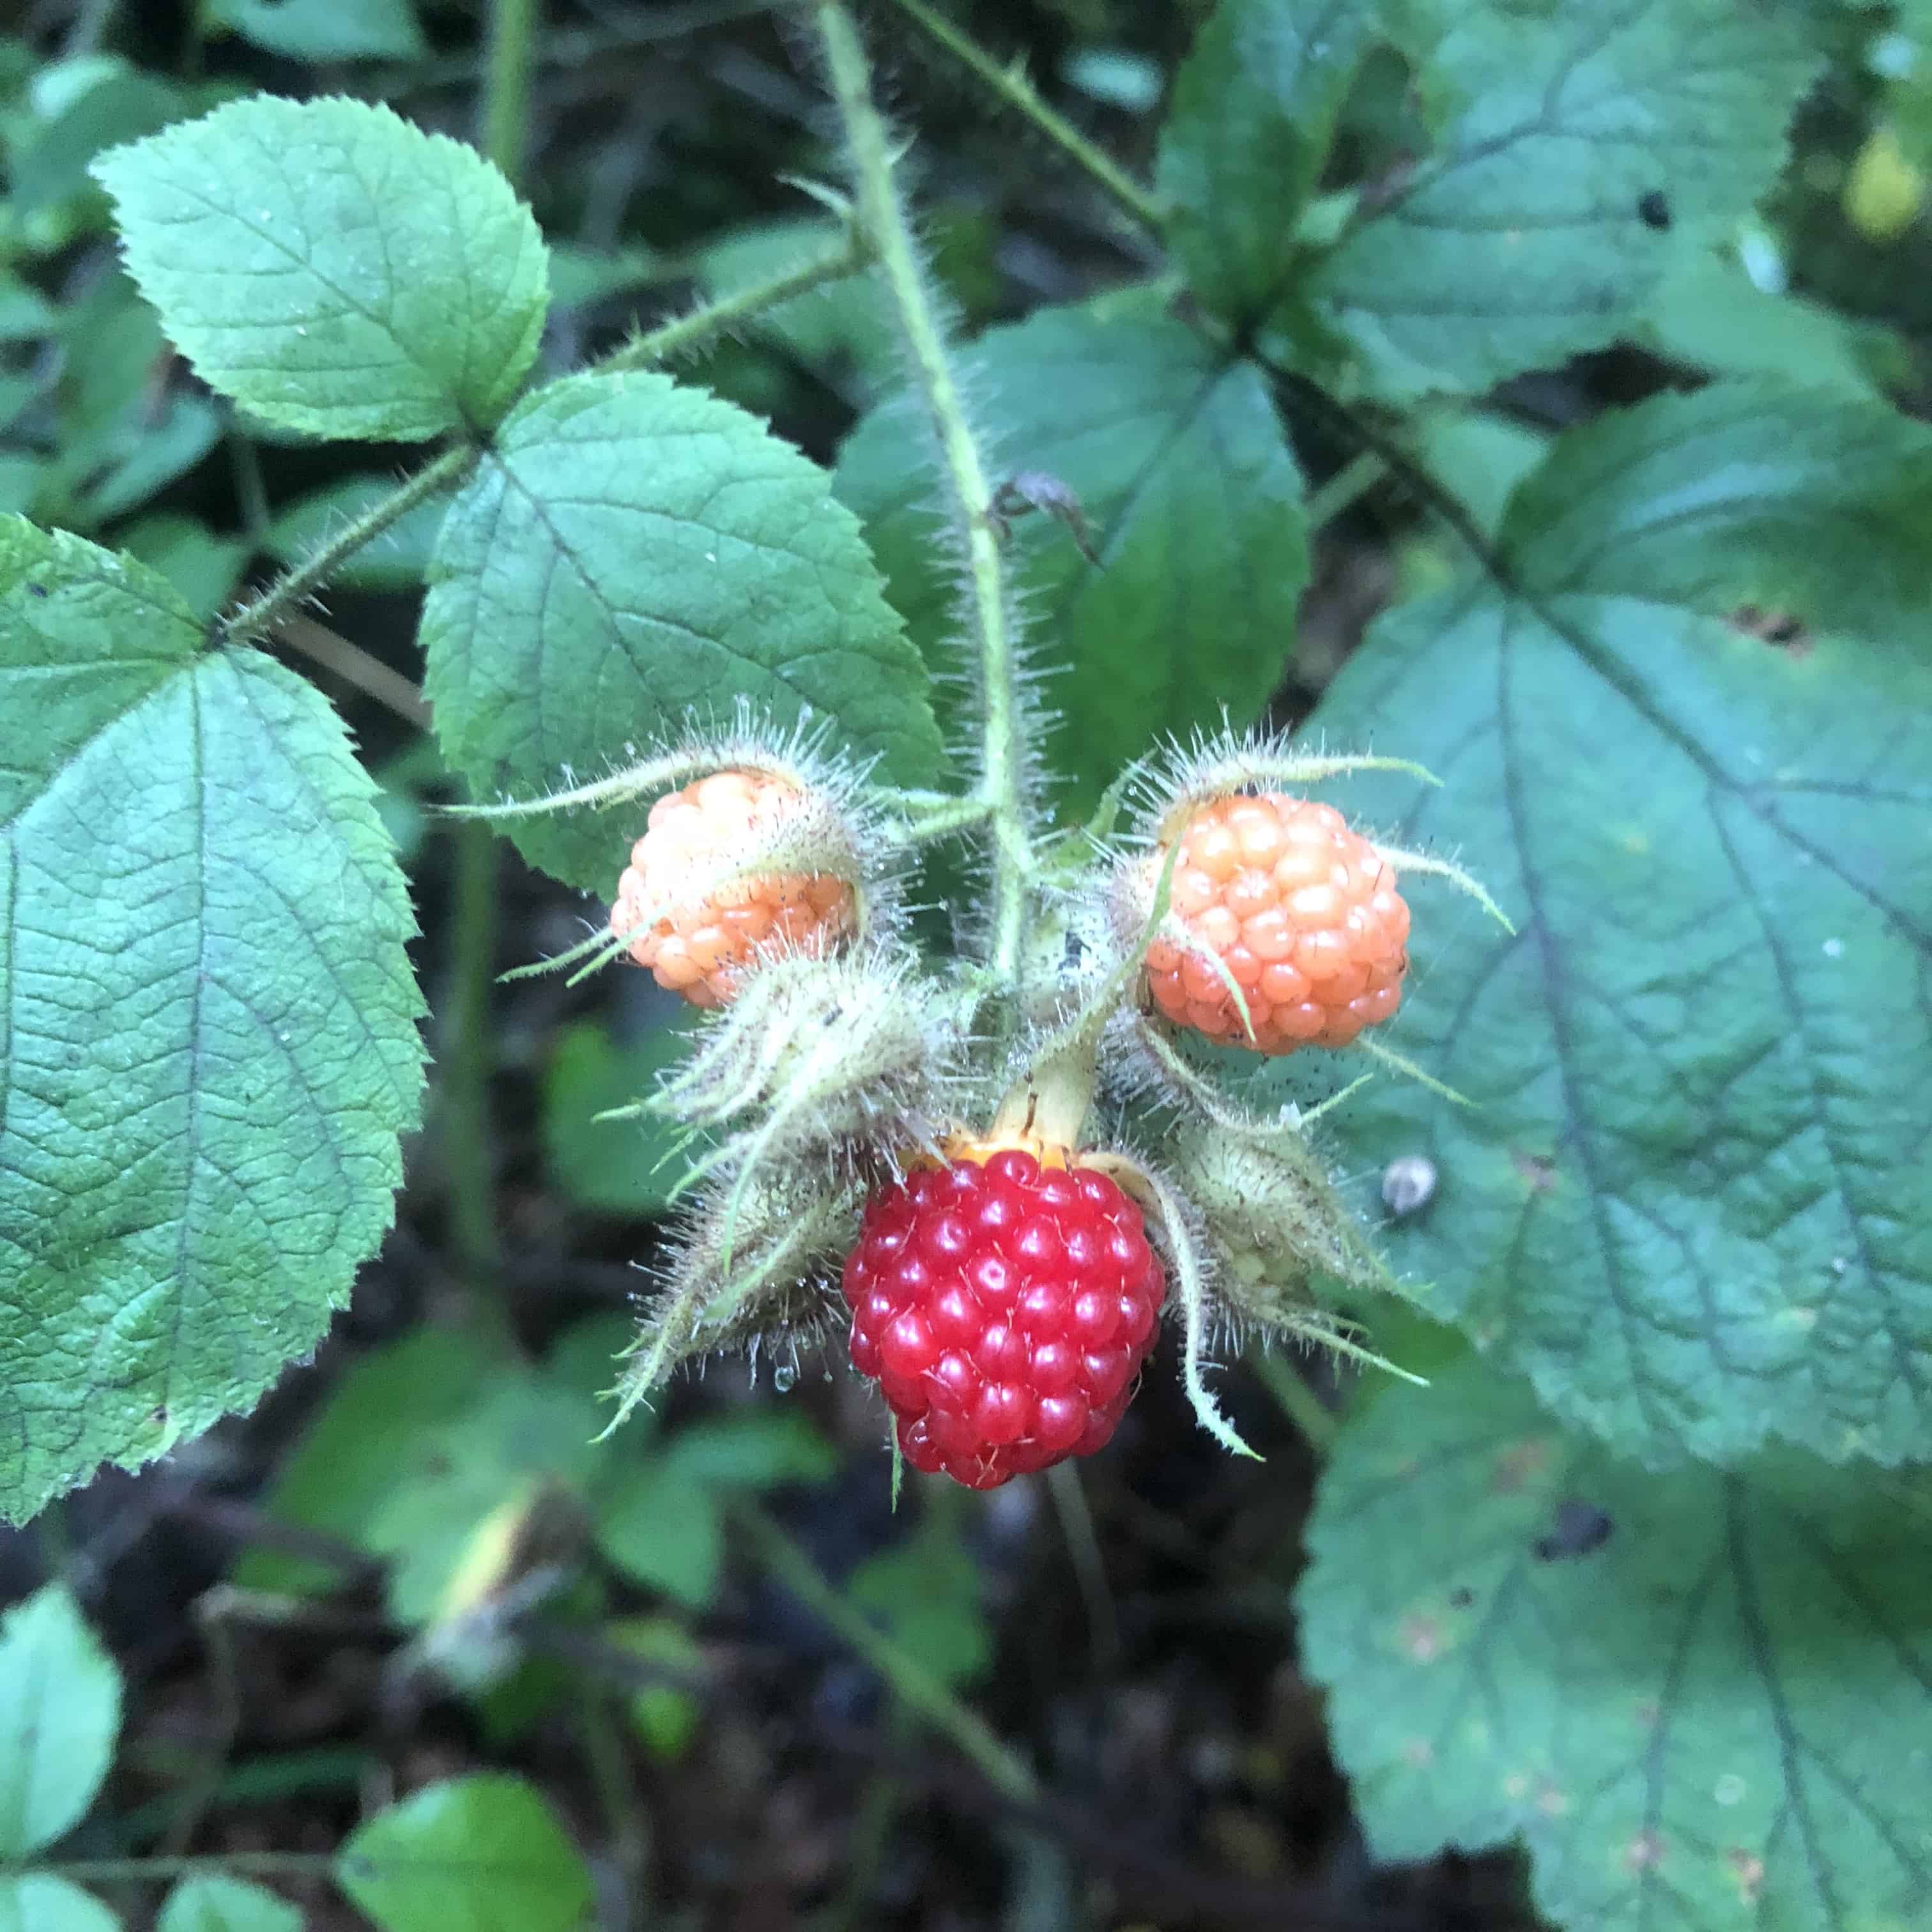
[335,1774,594,1932]
[0,459,47,518]
[540,1017,697,1218]
[0,275,58,342]
[266,473,449,594]
[594,1411,831,1607]
[592,1460,724,1609]
[1403,408,1551,537]
[836,296,1307,811]
[12,57,184,216]
[660,1408,837,1489]
[422,369,944,889]
[367,1370,606,1625]
[37,275,224,532]
[1299,1355,1932,1931]
[1158,0,1383,322]
[0,1876,120,1932]
[0,1584,121,1857]
[545,245,664,312]
[1304,0,1817,398]
[247,1317,630,1623]
[604,1616,703,1761]
[155,1876,300,1932]
[1302,385,1932,1467]
[1637,251,1898,399]
[118,514,249,623]
[238,1326,505,1596]
[93,96,548,442]
[203,0,426,61]
[0,523,425,1524]
[848,1514,990,1689]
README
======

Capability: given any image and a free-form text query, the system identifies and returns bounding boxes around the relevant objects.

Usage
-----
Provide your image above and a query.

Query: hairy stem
[596,231,872,374]
[219,445,475,646]
[881,0,1165,235]
[815,2,1034,985]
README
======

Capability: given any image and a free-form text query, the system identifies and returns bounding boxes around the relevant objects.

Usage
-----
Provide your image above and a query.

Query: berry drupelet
[843,1145,1165,1489]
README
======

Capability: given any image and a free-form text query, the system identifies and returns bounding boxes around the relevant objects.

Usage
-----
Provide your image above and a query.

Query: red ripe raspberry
[611,769,856,1009]
[842,1145,1165,1490]
[1144,793,1409,1053]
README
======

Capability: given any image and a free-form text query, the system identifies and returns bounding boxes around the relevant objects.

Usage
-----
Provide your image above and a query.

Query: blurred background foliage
[2,1,1928,1928]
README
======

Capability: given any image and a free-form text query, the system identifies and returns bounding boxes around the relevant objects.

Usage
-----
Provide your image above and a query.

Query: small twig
[38,1853,339,1885]
[1250,1350,1339,1457]
[880,0,1166,236]
[1303,449,1390,531]
[269,615,431,731]
[226,424,272,545]
[577,1684,652,1928]
[1045,1460,1120,1672]
[732,1501,1040,1806]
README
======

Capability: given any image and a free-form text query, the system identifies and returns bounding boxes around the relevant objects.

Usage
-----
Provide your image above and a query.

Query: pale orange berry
[610,769,857,1009]
[1144,793,1409,1052]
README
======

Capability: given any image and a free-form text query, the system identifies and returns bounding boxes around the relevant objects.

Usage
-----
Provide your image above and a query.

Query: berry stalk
[815,2,1035,988]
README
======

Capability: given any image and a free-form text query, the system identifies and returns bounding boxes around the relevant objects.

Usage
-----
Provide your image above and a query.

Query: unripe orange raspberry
[1142,793,1409,1052]
[611,769,857,1009]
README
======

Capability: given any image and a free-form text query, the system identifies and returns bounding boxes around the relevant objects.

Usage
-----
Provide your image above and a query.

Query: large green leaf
[1303,0,1817,397]
[1300,386,1932,1467]
[1157,0,1383,323]
[0,1585,121,1858]
[94,96,547,441]
[0,523,424,1524]
[422,370,944,889]
[335,1775,593,1932]
[1299,1356,1932,1931]
[835,297,1307,811]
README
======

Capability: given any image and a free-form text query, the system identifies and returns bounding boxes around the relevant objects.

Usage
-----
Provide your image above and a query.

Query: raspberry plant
[3,3,1931,1929]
